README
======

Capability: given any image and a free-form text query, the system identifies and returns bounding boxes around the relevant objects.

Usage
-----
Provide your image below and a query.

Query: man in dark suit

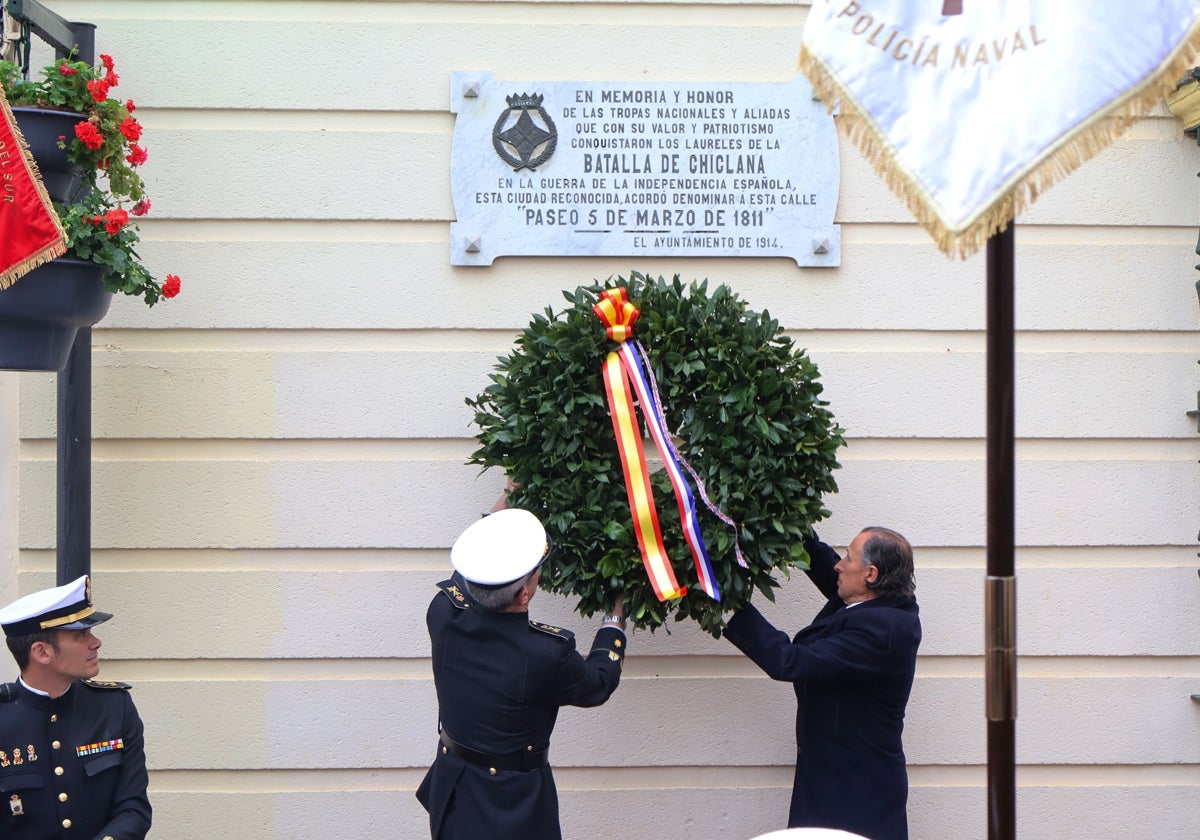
[416,507,627,840]
[724,527,921,840]
[0,575,151,839]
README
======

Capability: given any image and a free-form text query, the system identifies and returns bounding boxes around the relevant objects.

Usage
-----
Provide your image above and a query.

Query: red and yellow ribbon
[594,288,686,602]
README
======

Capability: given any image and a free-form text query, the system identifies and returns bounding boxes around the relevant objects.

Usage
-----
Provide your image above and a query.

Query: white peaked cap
[451,508,550,587]
[0,575,112,638]
[750,830,871,839]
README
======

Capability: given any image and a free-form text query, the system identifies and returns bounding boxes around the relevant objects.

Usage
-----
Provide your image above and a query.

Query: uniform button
[52,741,61,750]
[526,746,533,751]
[489,767,497,776]
[50,714,57,723]
[62,818,71,828]
[58,793,68,802]
[54,766,64,776]
[441,746,447,755]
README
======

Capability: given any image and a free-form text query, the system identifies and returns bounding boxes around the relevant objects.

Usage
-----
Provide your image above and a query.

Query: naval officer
[0,575,151,839]
[416,508,627,840]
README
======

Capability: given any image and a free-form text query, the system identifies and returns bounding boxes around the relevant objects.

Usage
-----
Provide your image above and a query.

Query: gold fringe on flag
[798,15,1200,261]
[0,92,67,290]
[0,235,68,290]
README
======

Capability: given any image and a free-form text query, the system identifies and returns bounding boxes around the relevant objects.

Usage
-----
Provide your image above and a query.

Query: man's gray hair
[465,571,536,610]
[860,527,916,599]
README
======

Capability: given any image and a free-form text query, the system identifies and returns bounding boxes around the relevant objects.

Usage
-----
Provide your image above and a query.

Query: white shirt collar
[18,675,50,697]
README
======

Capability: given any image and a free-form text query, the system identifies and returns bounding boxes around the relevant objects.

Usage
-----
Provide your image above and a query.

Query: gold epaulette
[82,679,131,691]
[438,579,474,610]
[529,620,574,642]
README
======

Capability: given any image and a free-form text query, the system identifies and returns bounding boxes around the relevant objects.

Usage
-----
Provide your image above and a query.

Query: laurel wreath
[466,272,845,637]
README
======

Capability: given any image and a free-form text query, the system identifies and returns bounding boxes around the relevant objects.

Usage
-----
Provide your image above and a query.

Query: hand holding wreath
[467,273,845,637]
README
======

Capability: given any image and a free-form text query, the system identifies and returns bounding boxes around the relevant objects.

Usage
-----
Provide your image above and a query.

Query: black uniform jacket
[417,575,626,840]
[724,532,921,840]
[0,678,151,839]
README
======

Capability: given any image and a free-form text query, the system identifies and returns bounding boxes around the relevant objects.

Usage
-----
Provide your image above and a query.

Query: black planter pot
[0,258,112,371]
[11,107,85,204]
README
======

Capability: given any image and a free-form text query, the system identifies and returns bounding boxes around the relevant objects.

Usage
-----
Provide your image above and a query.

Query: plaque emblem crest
[493,92,557,171]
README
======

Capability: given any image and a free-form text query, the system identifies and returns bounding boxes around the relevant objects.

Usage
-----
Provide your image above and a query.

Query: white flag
[800,0,1200,257]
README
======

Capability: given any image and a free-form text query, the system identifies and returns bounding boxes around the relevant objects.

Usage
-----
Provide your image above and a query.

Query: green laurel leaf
[466,272,844,638]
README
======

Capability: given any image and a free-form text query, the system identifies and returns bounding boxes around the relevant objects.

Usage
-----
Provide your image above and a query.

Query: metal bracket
[4,0,92,61]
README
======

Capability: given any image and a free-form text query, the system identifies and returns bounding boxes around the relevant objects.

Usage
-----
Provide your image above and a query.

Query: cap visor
[59,610,112,630]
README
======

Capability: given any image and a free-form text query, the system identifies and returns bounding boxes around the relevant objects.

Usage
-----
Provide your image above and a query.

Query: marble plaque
[449,72,841,266]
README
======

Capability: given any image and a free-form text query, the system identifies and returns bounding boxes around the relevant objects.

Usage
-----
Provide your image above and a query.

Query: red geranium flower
[103,208,130,235]
[119,118,142,142]
[163,274,181,298]
[86,78,110,102]
[7,50,174,306]
[74,121,104,151]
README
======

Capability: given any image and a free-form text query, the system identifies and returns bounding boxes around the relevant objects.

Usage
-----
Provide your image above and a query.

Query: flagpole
[985,223,1016,840]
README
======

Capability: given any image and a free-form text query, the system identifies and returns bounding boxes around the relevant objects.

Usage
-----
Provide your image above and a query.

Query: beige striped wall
[1,1,1199,837]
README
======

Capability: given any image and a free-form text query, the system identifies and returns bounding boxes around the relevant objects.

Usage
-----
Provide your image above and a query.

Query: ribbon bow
[592,287,721,602]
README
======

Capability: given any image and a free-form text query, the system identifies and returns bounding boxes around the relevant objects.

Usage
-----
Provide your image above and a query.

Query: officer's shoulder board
[437,578,474,610]
[82,679,131,691]
[529,620,574,642]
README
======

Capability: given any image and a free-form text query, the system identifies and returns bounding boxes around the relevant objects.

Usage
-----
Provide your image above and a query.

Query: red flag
[0,91,66,289]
